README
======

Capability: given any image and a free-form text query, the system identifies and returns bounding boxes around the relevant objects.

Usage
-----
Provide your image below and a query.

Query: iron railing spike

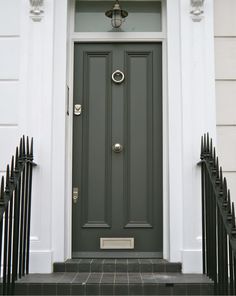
[201,136,204,159]
[204,133,206,153]
[222,178,228,206]
[10,155,15,182]
[15,147,19,169]
[10,156,14,181]
[26,137,30,156]
[30,138,33,156]
[0,176,4,203]
[228,190,231,214]
[22,135,26,156]
[207,133,210,152]
[216,157,219,176]
[210,138,213,157]
[232,203,236,228]
[220,167,223,183]
[5,165,10,192]
[213,147,216,165]
[224,177,228,191]
[19,138,23,158]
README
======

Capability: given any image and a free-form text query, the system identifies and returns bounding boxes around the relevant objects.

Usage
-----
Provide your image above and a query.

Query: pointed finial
[26,136,30,156]
[22,135,26,157]
[213,147,216,165]
[232,203,236,229]
[228,190,231,212]
[15,146,19,169]
[204,134,206,153]
[223,178,228,207]
[210,138,213,157]
[10,156,14,183]
[216,157,219,178]
[201,136,204,159]
[220,167,223,183]
[19,138,23,159]
[30,138,33,157]
[207,133,210,153]
[5,165,10,193]
[0,177,4,204]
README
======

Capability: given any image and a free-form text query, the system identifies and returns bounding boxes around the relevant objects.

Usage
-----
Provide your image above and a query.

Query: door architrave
[65,0,169,260]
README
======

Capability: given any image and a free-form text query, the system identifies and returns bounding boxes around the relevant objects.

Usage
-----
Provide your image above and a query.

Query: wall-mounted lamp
[105,0,128,29]
[30,0,44,22]
[190,0,205,22]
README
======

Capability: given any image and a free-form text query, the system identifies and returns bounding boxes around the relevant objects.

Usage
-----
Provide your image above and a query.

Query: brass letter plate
[100,238,134,249]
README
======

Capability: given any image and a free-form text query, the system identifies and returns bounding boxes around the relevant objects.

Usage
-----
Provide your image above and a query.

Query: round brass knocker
[112,70,125,84]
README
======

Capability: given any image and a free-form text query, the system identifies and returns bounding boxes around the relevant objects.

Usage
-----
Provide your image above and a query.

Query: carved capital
[30,0,44,22]
[190,0,205,22]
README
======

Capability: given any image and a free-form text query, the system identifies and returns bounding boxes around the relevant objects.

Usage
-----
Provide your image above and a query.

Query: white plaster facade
[0,0,216,274]
[214,0,236,205]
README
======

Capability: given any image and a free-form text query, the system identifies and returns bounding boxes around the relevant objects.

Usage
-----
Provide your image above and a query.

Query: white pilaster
[24,0,55,273]
[179,0,216,273]
[51,0,68,263]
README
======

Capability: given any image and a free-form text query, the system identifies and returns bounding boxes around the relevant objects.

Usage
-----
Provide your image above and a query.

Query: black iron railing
[0,136,35,295]
[200,133,236,295]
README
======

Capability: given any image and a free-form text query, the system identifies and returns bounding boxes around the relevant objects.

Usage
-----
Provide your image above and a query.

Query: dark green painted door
[72,43,162,256]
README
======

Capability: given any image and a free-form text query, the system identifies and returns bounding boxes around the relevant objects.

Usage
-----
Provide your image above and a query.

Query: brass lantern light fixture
[105,0,128,29]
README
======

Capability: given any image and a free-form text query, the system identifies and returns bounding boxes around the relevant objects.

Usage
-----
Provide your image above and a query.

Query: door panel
[72,43,162,255]
[124,51,154,228]
[81,52,112,228]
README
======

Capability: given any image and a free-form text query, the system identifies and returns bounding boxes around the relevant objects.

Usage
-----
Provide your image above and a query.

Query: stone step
[15,272,213,295]
[54,259,182,273]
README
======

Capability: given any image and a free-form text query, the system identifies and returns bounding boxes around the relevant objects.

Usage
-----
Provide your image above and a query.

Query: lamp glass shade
[111,10,123,28]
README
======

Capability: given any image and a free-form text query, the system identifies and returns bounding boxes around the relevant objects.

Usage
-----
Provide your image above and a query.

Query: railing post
[26,138,34,275]
[200,136,206,274]
[200,134,236,295]
[0,137,35,295]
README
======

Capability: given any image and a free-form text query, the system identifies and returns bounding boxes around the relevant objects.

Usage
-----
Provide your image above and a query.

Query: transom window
[74,0,162,32]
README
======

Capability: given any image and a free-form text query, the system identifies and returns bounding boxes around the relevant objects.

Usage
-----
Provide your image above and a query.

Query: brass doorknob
[112,143,123,153]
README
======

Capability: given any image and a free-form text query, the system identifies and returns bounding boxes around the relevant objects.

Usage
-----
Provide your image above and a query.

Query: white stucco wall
[0,0,22,171]
[0,0,216,274]
[214,0,236,203]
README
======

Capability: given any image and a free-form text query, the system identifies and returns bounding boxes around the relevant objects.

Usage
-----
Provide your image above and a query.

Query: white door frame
[51,0,216,273]
[65,0,169,260]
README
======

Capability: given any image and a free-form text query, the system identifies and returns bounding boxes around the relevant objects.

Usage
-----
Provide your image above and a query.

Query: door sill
[72,252,163,258]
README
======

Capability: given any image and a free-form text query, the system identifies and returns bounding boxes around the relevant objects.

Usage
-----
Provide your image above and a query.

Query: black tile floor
[14,260,214,295]
[15,272,213,295]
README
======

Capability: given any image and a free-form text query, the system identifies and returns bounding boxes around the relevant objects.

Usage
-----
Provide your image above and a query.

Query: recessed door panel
[124,51,154,228]
[81,52,112,228]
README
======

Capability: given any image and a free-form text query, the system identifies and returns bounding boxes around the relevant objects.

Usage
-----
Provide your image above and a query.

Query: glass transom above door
[75,1,162,32]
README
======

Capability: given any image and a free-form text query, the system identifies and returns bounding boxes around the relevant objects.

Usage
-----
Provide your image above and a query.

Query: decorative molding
[190,0,205,22]
[30,0,44,22]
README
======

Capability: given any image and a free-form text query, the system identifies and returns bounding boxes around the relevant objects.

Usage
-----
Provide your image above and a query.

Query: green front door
[72,43,163,256]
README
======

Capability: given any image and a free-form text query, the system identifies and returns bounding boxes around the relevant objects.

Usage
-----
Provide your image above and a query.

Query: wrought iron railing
[0,136,35,295]
[200,133,236,295]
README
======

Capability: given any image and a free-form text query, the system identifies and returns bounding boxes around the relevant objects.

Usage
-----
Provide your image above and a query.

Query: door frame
[66,0,169,259]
